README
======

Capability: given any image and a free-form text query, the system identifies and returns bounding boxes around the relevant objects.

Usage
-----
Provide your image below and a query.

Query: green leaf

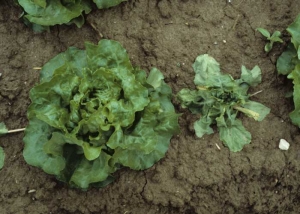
[32,0,46,8]
[241,101,270,121]
[23,119,66,175]
[270,31,283,43]
[287,14,300,50]
[217,119,251,152]
[193,54,222,87]
[277,43,300,75]
[240,65,262,87]
[288,64,300,126]
[70,152,116,189]
[146,68,164,89]
[0,122,8,136]
[18,0,92,27]
[93,0,127,9]
[0,147,4,170]
[264,42,273,53]
[256,28,271,38]
[194,117,214,138]
[40,47,86,82]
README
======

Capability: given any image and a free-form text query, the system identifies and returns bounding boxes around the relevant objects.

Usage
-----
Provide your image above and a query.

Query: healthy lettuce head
[18,0,127,31]
[23,39,179,189]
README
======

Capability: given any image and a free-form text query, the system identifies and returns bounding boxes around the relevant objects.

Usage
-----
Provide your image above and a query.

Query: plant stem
[233,105,259,120]
[249,90,263,97]
[7,128,25,134]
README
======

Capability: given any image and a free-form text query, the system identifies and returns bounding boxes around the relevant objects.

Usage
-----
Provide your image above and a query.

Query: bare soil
[1,0,300,213]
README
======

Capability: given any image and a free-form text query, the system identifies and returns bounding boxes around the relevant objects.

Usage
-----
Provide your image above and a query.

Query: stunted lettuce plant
[177,54,270,152]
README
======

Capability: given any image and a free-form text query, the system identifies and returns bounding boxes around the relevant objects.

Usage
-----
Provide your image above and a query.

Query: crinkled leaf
[241,101,270,121]
[194,116,214,138]
[0,122,8,136]
[108,82,179,170]
[217,118,251,152]
[287,14,300,51]
[85,40,149,112]
[256,28,270,38]
[239,65,262,87]
[110,111,179,170]
[93,0,127,8]
[0,147,4,170]
[277,43,299,75]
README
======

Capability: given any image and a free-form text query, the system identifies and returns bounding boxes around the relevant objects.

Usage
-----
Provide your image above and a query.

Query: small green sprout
[256,28,283,53]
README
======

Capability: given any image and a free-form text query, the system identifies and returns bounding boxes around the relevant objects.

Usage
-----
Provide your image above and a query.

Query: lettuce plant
[177,54,270,152]
[18,0,127,31]
[23,39,179,189]
[276,14,300,126]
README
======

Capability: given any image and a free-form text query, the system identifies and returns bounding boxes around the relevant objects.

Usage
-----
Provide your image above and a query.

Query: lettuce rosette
[23,39,179,189]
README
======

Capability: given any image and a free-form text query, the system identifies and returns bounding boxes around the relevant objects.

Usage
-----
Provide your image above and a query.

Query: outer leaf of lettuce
[18,0,92,27]
[23,119,66,175]
[277,43,300,75]
[217,118,251,152]
[287,14,300,53]
[194,116,214,138]
[24,39,179,188]
[93,0,127,9]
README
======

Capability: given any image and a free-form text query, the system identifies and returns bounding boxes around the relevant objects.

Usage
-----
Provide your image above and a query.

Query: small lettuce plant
[177,54,270,152]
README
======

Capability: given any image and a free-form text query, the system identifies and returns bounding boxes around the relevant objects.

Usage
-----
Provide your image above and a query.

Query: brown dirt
[1,0,300,213]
